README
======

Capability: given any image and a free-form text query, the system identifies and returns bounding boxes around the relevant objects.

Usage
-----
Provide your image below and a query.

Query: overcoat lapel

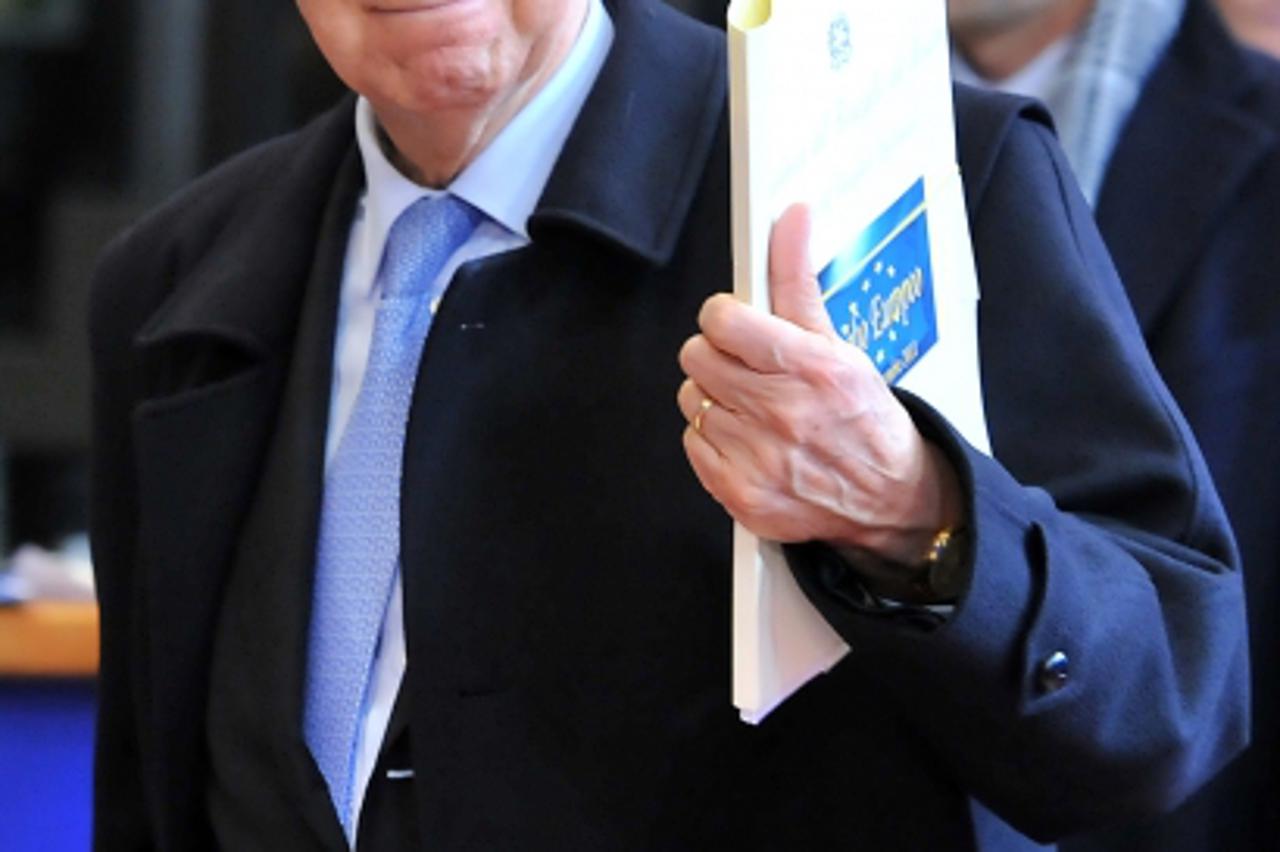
[203,146,365,850]
[126,99,358,845]
[131,352,284,846]
[1096,1,1278,329]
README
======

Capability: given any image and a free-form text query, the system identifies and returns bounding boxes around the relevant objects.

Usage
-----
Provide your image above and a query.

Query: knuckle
[677,335,704,371]
[676,377,696,407]
[802,351,851,394]
[727,480,770,522]
[759,390,817,447]
[697,294,722,328]
[768,408,806,447]
[699,294,740,339]
[767,338,792,373]
[749,440,790,487]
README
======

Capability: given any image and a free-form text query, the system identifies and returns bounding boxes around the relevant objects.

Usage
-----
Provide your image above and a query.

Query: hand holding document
[723,0,990,723]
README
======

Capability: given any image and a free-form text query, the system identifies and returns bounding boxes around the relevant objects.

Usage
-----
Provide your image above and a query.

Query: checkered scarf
[1044,0,1185,205]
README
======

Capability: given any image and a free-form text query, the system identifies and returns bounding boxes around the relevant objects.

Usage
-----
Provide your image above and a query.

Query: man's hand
[677,204,964,567]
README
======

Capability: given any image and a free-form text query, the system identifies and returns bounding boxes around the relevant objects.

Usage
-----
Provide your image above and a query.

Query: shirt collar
[353,0,613,285]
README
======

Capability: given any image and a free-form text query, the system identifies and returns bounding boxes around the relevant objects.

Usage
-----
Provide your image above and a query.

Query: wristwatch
[906,526,970,601]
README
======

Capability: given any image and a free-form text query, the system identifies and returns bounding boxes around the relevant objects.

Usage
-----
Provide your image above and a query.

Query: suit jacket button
[1037,651,1070,693]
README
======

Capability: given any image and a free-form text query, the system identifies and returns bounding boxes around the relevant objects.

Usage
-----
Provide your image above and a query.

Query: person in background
[1218,0,1280,56]
[87,0,1249,848]
[949,0,1280,849]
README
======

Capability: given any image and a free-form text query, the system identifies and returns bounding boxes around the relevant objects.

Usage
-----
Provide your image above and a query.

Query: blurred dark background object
[0,0,345,550]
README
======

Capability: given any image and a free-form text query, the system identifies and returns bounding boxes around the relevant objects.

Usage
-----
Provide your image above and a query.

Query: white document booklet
[727,0,991,723]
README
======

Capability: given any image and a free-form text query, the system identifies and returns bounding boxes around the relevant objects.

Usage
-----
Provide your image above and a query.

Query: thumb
[768,203,836,338]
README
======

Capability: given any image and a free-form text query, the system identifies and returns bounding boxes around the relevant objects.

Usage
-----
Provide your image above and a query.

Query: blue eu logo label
[817,178,938,385]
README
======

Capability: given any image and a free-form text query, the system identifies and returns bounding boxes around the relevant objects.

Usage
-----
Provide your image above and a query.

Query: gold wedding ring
[693,397,714,434]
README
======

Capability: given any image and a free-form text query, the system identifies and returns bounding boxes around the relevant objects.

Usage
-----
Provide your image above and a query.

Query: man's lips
[367,0,475,13]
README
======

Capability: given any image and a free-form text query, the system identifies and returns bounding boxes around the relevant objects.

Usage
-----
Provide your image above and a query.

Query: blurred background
[0,0,346,562]
[0,0,1275,849]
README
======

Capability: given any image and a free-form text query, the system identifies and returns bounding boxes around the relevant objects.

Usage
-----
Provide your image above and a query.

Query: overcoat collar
[1095,0,1279,325]
[531,0,726,262]
[133,99,359,361]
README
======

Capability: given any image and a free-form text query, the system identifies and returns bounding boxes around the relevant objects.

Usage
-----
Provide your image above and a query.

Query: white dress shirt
[323,0,614,836]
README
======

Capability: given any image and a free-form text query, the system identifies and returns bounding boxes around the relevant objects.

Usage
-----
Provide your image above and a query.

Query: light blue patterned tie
[304,194,483,838]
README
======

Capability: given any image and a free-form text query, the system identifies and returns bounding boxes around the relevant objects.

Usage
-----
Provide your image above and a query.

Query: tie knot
[380,194,485,300]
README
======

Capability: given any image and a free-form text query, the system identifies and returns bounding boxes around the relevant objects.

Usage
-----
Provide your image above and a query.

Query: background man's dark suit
[1062,2,1280,850]
[88,2,1247,849]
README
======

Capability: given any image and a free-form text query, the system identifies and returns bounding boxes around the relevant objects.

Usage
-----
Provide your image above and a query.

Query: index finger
[697,293,836,376]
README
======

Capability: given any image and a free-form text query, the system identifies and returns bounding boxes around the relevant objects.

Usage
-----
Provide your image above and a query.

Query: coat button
[1037,651,1070,694]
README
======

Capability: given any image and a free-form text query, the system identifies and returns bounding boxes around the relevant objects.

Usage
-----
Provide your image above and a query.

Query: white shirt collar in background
[951,34,1075,104]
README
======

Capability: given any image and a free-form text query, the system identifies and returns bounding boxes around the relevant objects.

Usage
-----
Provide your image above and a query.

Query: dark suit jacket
[87,2,1248,849]
[1062,3,1280,851]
